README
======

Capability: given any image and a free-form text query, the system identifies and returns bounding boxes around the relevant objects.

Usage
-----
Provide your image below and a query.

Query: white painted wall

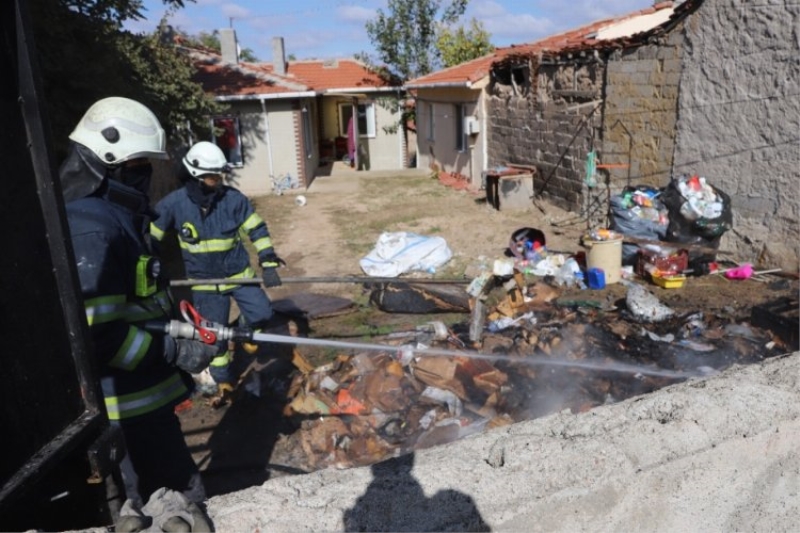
[365,102,404,170]
[221,100,299,197]
[415,87,485,187]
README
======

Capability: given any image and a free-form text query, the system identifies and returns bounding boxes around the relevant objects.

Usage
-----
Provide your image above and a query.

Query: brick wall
[487,60,603,213]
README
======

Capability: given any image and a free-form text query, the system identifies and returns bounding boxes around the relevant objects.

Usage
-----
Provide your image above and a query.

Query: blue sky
[127,0,657,61]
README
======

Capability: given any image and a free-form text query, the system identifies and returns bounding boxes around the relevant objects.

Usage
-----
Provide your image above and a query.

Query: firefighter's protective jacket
[66,180,191,421]
[150,186,276,292]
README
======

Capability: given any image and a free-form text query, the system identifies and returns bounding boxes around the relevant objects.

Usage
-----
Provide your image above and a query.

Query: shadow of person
[200,312,307,497]
[200,356,296,497]
[343,452,490,532]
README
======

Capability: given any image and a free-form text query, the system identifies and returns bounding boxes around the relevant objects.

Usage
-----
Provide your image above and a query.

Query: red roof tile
[187,49,395,98]
[407,2,677,88]
[405,53,497,88]
[191,57,308,96]
[253,59,392,91]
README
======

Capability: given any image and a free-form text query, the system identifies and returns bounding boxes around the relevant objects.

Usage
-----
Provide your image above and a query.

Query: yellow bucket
[585,235,623,284]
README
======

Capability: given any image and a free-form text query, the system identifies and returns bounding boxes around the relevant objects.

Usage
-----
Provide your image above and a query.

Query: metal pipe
[169,276,470,287]
[260,98,275,179]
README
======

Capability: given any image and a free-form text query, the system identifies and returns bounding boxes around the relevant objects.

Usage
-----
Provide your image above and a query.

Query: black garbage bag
[369,283,470,313]
[660,175,733,264]
[609,186,669,265]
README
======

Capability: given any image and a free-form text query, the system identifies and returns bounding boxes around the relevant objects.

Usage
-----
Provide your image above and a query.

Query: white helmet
[182,141,229,178]
[69,97,167,165]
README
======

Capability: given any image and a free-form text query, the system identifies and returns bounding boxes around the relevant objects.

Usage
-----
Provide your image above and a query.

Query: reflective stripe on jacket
[151,186,274,291]
[66,187,190,421]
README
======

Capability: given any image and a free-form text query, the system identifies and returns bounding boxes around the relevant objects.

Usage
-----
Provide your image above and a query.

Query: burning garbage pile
[276,274,789,473]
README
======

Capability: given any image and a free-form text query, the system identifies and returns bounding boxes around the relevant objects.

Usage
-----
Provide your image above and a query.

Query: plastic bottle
[557,257,584,288]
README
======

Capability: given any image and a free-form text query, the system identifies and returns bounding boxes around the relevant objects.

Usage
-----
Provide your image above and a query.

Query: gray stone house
[486,0,798,270]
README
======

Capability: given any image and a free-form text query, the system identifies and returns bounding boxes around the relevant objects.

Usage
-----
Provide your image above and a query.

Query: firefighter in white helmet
[151,141,285,392]
[58,97,217,521]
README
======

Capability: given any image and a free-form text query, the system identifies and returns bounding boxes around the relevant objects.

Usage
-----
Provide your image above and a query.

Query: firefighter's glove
[261,267,282,288]
[165,338,219,374]
[260,252,285,288]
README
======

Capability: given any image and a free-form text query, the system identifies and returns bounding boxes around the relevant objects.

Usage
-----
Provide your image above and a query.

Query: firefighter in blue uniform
[150,141,285,391]
[58,97,219,512]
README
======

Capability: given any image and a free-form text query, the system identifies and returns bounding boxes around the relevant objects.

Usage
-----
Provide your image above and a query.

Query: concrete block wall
[673,0,800,271]
[487,62,603,212]
[601,29,683,192]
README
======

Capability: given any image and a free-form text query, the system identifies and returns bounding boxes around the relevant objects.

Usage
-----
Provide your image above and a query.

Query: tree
[359,0,492,135]
[28,0,223,159]
[436,18,494,68]
[361,0,468,82]
[181,29,259,62]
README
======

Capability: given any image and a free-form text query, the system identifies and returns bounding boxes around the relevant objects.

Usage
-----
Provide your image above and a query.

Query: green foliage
[436,18,494,68]
[360,1,492,135]
[239,48,258,62]
[361,0,469,82]
[29,0,223,160]
[179,29,259,62]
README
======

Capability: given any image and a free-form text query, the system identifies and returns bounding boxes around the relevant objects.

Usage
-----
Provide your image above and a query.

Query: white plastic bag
[359,232,452,277]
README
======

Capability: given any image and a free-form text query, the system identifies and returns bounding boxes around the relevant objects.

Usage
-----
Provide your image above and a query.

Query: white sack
[359,232,452,277]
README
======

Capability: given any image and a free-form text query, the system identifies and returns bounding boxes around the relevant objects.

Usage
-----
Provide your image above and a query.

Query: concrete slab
[205,352,800,532]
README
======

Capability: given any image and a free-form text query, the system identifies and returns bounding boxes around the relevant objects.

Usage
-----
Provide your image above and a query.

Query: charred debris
[250,260,796,473]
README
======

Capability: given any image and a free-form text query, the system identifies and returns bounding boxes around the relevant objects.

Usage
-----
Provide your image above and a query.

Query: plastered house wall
[415,87,484,185]
[672,0,799,270]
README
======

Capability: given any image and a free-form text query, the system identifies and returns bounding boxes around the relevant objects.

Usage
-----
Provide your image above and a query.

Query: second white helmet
[182,141,229,178]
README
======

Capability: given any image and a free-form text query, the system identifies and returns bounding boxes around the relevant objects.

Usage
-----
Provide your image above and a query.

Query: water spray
[145,301,707,380]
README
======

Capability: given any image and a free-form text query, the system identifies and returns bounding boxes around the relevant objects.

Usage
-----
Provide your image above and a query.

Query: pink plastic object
[723,264,754,280]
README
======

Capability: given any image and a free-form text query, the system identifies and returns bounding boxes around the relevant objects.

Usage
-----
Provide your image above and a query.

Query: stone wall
[673,0,800,271]
[487,59,603,212]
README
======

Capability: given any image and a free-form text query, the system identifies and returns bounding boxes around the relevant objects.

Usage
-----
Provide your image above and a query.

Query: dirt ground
[171,166,798,508]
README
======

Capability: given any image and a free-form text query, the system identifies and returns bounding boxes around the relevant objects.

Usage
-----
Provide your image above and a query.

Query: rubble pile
[276,270,788,473]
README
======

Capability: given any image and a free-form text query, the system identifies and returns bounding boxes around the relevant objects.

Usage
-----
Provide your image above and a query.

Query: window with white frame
[426,102,435,141]
[339,102,376,138]
[211,116,243,166]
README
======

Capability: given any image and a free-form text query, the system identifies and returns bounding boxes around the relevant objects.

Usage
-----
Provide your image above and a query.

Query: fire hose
[143,301,706,379]
[169,276,470,287]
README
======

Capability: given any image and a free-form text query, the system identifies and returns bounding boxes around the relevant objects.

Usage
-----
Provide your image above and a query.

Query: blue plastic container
[587,268,606,290]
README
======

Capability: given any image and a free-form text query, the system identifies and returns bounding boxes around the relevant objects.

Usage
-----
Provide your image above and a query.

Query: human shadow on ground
[198,312,306,497]
[342,452,490,532]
